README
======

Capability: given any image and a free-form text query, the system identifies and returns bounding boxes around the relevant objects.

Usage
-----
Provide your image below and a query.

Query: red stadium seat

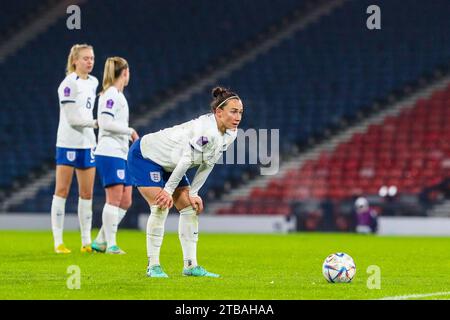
[220,85,450,214]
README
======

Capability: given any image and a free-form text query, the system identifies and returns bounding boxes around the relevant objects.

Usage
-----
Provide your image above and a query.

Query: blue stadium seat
[5,0,450,213]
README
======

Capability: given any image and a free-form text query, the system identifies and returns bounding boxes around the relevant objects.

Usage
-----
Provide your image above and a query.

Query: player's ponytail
[101,57,129,94]
[66,44,93,75]
[210,86,240,113]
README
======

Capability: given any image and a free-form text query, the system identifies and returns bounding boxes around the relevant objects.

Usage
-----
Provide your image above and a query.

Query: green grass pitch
[1,230,449,300]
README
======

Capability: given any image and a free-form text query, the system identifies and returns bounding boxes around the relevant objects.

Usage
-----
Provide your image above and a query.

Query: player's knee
[79,192,93,200]
[173,188,190,206]
[120,198,132,210]
[107,199,121,207]
[54,188,70,199]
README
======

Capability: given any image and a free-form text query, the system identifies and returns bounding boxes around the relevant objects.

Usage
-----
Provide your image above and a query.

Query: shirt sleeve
[187,131,223,196]
[163,122,223,196]
[162,130,213,195]
[188,162,215,197]
[189,132,236,191]
[59,78,96,128]
[62,103,97,128]
[98,112,133,135]
[188,135,211,153]
[163,146,195,196]
[58,79,77,104]
[98,92,118,118]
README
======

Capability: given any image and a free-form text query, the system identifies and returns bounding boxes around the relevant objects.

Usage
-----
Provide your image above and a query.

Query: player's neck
[113,81,124,92]
[214,117,226,135]
[75,71,89,80]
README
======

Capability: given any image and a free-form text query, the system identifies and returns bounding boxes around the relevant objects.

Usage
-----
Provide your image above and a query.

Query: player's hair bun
[212,86,228,98]
[210,86,240,112]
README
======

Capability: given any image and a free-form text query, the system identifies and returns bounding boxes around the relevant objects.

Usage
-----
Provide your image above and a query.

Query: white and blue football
[322,252,356,283]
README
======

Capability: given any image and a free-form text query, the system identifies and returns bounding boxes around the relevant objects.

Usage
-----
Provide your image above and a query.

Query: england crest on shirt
[117,169,125,180]
[150,171,161,183]
[66,151,76,162]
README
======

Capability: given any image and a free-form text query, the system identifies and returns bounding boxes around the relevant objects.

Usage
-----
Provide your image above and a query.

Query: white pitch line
[379,291,450,300]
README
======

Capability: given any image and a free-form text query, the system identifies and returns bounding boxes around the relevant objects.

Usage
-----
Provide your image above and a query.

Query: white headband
[217,95,240,109]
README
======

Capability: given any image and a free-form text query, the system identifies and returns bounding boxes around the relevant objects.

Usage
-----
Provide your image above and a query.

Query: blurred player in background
[354,197,378,234]
[92,57,139,254]
[127,87,243,278]
[52,44,98,253]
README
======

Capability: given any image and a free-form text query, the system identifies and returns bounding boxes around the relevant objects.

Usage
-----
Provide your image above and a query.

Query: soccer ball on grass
[322,252,356,283]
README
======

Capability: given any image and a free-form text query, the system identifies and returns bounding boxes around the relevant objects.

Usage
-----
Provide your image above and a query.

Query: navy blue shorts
[127,139,190,188]
[96,155,132,188]
[55,147,95,169]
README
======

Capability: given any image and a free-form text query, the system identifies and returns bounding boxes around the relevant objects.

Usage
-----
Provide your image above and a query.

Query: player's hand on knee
[156,189,173,209]
[166,199,174,209]
[189,195,204,214]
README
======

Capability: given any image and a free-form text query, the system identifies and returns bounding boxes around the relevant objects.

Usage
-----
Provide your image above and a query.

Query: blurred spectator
[354,197,378,234]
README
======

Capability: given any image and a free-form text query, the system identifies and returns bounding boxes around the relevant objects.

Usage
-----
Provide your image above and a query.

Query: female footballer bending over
[92,57,139,254]
[127,87,243,277]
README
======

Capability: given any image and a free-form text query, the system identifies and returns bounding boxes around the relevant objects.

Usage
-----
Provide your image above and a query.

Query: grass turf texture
[0,231,449,300]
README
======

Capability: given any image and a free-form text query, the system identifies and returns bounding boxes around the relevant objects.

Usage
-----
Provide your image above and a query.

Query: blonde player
[127,87,243,277]
[92,57,139,254]
[52,44,98,253]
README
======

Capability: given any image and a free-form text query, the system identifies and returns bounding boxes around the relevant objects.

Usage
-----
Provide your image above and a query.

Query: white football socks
[178,206,198,269]
[102,203,119,248]
[95,226,106,244]
[96,206,127,244]
[146,205,168,267]
[51,195,66,248]
[118,207,127,225]
[78,197,93,246]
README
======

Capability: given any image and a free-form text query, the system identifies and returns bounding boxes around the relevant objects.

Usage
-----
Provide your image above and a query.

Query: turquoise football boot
[182,266,220,278]
[91,240,107,253]
[105,245,126,255]
[146,265,169,278]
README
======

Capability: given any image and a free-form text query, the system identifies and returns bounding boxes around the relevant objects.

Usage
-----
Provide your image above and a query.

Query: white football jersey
[56,72,98,148]
[140,113,237,172]
[95,87,130,160]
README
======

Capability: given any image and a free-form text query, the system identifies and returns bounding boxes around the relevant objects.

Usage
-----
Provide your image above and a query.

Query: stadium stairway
[427,200,450,217]
[3,0,450,220]
[132,0,347,130]
[213,74,450,216]
[0,0,315,193]
[143,0,450,216]
[0,0,86,63]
